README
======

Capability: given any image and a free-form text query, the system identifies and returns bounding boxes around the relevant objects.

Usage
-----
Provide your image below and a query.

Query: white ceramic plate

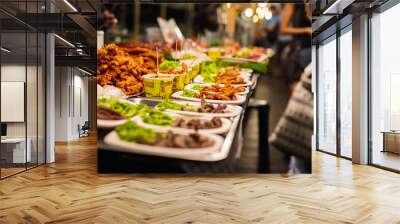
[241,68,253,74]
[104,131,224,160]
[184,83,249,95]
[155,100,242,118]
[172,91,247,105]
[126,90,144,98]
[219,54,269,63]
[192,75,252,87]
[219,68,252,78]
[97,85,127,99]
[97,97,137,128]
[97,119,128,128]
[133,115,232,135]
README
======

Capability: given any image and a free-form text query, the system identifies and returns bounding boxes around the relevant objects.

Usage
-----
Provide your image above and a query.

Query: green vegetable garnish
[181,89,196,97]
[182,53,196,60]
[159,60,180,72]
[191,84,204,91]
[200,62,220,83]
[156,100,196,112]
[97,97,149,118]
[141,109,174,126]
[116,121,157,143]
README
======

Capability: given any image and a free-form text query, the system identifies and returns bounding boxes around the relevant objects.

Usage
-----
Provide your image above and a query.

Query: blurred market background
[100,2,312,173]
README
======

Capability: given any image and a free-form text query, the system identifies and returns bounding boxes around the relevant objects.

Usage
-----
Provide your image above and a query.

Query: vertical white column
[46,33,55,163]
[46,0,55,163]
[352,14,369,164]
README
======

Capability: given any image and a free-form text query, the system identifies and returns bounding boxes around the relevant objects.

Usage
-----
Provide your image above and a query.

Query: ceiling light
[54,34,75,48]
[256,7,265,17]
[244,8,253,18]
[226,3,231,9]
[1,47,11,53]
[63,0,78,12]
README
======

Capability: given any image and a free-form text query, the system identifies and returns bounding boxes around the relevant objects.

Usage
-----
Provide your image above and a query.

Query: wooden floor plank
[0,136,399,223]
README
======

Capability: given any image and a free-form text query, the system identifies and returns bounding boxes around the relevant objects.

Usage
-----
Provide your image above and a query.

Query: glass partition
[317,36,337,154]
[370,3,400,171]
[37,32,46,165]
[0,0,46,179]
[27,31,38,169]
[339,27,352,158]
[0,22,28,178]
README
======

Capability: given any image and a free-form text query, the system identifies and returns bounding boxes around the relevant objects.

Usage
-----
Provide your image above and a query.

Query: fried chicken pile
[118,41,172,54]
[215,74,245,85]
[214,66,245,85]
[117,45,163,74]
[202,84,246,94]
[159,63,188,74]
[97,44,159,96]
[195,91,237,101]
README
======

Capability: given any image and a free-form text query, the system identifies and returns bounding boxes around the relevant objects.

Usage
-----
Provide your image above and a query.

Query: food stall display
[97,41,272,172]
[201,44,274,74]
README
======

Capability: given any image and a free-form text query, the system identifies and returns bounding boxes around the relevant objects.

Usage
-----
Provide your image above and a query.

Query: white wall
[55,66,70,141]
[1,65,38,138]
[54,67,89,141]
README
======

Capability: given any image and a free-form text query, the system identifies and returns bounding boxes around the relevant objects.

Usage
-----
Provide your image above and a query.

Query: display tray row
[97,42,266,165]
[98,74,258,162]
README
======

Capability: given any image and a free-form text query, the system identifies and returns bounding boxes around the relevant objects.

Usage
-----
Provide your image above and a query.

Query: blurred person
[279,3,311,91]
[101,9,118,30]
[264,5,280,48]
[254,6,280,48]
[268,3,313,174]
[99,6,118,43]
[269,64,313,173]
[193,4,222,46]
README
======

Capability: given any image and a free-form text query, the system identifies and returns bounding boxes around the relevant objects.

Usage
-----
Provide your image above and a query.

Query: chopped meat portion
[97,106,126,120]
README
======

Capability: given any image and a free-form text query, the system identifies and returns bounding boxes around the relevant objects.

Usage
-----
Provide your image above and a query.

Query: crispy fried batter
[202,84,245,94]
[195,90,237,101]
[214,66,245,85]
[97,43,161,95]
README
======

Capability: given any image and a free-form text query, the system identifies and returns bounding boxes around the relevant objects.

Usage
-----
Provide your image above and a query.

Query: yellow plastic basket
[143,74,174,98]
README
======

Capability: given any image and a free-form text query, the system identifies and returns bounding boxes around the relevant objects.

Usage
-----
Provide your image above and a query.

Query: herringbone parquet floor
[0,136,400,224]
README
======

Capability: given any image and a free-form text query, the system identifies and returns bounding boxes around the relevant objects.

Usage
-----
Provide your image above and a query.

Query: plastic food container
[189,64,201,79]
[159,73,185,91]
[207,49,223,60]
[143,74,174,98]
[184,72,191,84]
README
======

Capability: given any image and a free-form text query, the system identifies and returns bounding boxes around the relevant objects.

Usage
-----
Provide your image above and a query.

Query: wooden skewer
[156,46,159,74]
